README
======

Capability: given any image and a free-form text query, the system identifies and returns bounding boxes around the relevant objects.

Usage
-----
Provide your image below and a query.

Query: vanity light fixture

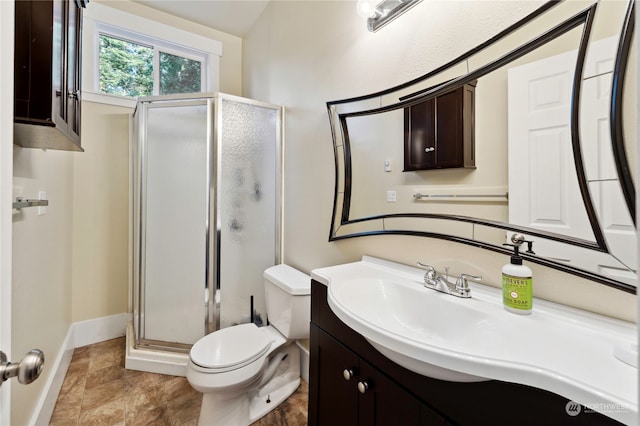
[356,0,423,32]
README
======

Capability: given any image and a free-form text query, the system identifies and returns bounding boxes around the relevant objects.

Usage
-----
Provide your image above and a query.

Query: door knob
[343,368,355,381]
[0,349,45,385]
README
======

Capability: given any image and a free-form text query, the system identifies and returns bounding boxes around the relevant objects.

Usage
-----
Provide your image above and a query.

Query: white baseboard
[72,313,130,348]
[31,328,74,426]
[296,340,310,383]
[30,313,130,425]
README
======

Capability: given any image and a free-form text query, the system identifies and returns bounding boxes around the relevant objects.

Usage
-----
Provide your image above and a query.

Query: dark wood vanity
[403,82,476,171]
[308,280,622,426]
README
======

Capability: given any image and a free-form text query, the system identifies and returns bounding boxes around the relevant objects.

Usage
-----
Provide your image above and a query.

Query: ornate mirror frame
[326,0,636,293]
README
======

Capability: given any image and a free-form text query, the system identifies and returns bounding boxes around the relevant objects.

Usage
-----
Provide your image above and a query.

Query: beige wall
[243,1,637,322]
[71,102,130,322]
[12,148,74,426]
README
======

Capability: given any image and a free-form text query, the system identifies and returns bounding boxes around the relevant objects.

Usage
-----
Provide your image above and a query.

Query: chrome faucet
[417,262,481,298]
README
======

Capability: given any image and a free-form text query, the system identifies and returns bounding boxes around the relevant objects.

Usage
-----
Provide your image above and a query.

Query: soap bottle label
[502,273,532,311]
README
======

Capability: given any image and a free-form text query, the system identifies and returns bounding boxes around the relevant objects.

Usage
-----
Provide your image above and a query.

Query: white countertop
[311,256,637,425]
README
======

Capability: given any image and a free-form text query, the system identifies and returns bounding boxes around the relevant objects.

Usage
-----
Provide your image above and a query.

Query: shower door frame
[131,92,284,353]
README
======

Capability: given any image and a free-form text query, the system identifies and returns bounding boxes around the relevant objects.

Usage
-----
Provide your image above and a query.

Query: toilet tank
[264,264,310,340]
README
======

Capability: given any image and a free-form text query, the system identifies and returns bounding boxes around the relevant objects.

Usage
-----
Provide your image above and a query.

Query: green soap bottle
[502,242,532,315]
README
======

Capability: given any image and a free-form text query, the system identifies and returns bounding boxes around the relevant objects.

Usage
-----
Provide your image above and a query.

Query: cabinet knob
[342,368,354,381]
[357,380,369,394]
[425,147,435,153]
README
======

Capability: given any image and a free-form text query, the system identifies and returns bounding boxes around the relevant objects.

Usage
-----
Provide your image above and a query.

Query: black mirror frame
[326,0,636,294]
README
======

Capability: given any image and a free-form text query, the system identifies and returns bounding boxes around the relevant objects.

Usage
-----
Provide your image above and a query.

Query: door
[0,0,14,422]
[508,37,636,284]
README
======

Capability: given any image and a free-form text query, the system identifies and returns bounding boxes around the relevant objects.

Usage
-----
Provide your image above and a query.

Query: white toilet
[186,264,310,426]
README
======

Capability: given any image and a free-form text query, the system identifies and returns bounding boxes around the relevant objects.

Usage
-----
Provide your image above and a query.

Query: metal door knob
[357,380,369,394]
[0,349,45,385]
[343,368,354,381]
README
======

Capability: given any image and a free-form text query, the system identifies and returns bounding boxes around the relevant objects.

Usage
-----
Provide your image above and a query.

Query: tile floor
[50,337,308,425]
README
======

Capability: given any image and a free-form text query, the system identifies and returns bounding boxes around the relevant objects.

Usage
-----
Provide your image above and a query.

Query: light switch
[386,190,397,202]
[384,160,392,172]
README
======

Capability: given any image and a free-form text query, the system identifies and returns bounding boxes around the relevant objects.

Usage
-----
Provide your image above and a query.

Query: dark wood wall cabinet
[14,0,87,152]
[404,82,476,171]
[308,280,622,426]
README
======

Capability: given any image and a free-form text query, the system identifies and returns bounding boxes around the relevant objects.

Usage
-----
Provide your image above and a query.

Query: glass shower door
[142,101,209,346]
[217,97,280,329]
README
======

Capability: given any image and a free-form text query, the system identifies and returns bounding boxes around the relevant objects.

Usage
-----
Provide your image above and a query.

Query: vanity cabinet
[403,82,476,171]
[14,0,86,152]
[308,280,622,426]
[311,324,444,425]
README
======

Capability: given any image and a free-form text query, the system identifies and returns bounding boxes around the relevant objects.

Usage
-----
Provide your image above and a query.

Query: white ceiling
[131,0,271,37]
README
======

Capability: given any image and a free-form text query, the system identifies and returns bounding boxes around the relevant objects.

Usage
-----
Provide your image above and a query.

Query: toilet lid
[190,323,273,371]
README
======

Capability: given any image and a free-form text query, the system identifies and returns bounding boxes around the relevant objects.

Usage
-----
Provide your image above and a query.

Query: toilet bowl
[186,264,310,426]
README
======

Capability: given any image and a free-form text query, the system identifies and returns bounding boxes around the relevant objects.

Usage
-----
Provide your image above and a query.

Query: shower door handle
[0,349,45,386]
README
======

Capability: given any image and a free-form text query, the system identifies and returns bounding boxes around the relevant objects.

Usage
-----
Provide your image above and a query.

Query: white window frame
[82,2,222,108]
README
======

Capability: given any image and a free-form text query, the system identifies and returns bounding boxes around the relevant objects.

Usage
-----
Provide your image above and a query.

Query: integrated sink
[311,256,637,425]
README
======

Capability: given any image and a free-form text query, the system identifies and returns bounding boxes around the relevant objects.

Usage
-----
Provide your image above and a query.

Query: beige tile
[50,398,81,426]
[165,388,202,425]
[86,364,125,390]
[57,370,86,405]
[78,396,126,426]
[81,376,126,412]
[126,405,172,426]
[52,337,308,426]
[89,347,125,372]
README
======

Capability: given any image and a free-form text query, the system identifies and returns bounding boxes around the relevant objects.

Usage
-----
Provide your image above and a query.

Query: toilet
[186,264,310,426]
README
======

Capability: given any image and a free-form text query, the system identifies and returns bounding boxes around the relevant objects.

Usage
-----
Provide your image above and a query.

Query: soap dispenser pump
[502,234,533,315]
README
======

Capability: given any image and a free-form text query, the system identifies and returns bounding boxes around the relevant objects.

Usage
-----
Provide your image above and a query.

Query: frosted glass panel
[144,103,208,344]
[219,99,277,328]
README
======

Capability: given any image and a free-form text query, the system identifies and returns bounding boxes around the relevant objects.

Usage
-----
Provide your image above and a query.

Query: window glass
[159,52,202,95]
[99,34,153,97]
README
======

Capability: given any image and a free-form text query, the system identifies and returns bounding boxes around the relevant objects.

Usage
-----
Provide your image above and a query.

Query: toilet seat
[190,323,273,372]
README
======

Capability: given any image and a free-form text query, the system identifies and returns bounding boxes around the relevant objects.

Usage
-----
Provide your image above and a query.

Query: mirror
[327,0,637,292]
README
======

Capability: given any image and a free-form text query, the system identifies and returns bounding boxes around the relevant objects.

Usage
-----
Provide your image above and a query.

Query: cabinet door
[404,99,436,170]
[434,89,463,168]
[311,326,360,426]
[66,0,82,139]
[358,358,423,426]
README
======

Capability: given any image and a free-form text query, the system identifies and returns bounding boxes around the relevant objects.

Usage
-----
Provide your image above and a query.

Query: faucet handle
[416,262,437,285]
[416,262,435,273]
[455,273,482,297]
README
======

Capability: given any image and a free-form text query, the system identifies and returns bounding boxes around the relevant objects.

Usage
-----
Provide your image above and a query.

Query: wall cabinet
[309,280,622,426]
[14,0,86,152]
[404,82,476,171]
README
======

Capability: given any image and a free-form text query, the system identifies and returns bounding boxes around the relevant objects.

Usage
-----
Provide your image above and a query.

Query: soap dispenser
[502,234,533,315]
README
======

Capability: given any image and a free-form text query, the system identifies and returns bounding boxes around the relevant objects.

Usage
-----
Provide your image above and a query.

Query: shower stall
[129,93,283,362]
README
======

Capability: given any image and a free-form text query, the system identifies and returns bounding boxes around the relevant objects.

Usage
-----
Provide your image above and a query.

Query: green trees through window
[99,35,153,97]
[99,34,202,97]
[159,52,202,95]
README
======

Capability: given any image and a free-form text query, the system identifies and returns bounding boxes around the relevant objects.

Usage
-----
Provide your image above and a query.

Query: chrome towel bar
[12,197,49,210]
[413,192,509,200]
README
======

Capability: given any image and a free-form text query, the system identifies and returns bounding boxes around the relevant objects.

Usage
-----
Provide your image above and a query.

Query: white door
[0,1,14,423]
[508,37,637,285]
[508,48,592,260]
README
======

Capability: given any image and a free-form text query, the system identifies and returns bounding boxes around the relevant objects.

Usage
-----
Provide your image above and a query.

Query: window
[99,35,153,97]
[82,3,222,107]
[98,31,205,97]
